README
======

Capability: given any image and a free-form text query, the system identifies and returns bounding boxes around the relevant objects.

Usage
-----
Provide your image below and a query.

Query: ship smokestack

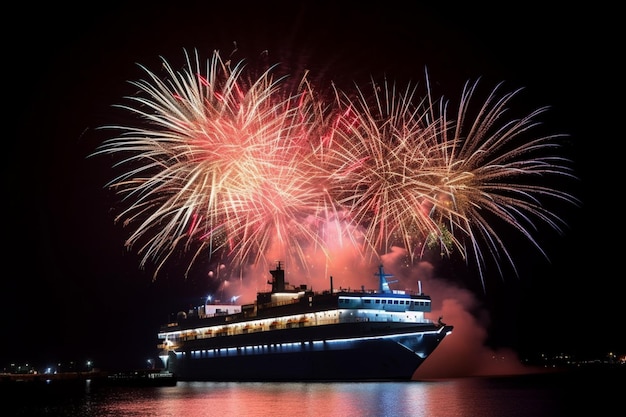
[269,261,286,292]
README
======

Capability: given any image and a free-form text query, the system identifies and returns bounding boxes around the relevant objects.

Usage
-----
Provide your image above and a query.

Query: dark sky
[5,2,621,373]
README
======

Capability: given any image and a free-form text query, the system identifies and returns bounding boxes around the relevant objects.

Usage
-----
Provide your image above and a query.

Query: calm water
[5,370,621,417]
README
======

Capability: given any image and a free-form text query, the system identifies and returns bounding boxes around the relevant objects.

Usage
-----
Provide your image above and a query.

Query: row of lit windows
[159,310,341,342]
[339,298,428,306]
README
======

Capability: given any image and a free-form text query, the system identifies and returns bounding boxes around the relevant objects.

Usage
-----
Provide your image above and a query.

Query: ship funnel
[269,261,286,292]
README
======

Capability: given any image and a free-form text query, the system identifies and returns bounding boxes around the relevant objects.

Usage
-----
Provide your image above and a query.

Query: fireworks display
[93,49,578,285]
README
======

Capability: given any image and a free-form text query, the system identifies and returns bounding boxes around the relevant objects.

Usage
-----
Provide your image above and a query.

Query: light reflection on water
[6,372,618,417]
[128,381,445,417]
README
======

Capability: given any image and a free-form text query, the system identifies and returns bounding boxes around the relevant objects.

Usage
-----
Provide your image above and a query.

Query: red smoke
[407,259,545,379]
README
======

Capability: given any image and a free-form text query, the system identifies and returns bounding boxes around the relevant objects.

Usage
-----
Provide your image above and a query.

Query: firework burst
[319,74,578,285]
[94,49,342,277]
[422,78,580,280]
[315,77,449,260]
[94,49,578,286]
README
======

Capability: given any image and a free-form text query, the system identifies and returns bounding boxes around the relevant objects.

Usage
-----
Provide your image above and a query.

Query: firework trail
[94,49,578,286]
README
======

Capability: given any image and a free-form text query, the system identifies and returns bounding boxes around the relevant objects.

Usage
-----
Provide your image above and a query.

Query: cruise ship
[157,262,452,381]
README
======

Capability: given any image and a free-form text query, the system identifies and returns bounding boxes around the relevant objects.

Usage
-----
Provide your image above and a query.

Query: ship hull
[165,324,452,381]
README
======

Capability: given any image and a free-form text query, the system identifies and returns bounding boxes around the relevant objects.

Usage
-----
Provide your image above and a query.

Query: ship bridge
[337,294,431,313]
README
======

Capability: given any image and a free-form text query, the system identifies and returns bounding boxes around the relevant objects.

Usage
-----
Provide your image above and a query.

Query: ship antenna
[375,265,395,293]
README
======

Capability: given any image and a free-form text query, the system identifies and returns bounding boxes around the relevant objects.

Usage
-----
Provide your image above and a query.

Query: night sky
[5,2,621,374]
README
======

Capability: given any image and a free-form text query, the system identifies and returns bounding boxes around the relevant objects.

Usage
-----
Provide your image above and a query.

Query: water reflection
[8,373,607,417]
[117,381,450,417]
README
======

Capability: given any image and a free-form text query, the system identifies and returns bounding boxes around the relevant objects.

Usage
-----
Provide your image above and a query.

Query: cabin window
[381,300,387,304]
[394,300,399,304]
[375,300,380,304]
[364,299,371,304]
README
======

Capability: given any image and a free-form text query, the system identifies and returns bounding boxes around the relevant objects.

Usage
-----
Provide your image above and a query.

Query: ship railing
[338,287,424,297]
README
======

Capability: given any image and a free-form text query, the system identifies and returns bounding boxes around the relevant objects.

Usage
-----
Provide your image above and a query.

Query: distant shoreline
[0,368,176,387]
[2,362,623,387]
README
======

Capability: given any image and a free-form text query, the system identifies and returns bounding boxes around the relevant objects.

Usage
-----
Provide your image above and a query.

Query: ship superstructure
[158,262,452,381]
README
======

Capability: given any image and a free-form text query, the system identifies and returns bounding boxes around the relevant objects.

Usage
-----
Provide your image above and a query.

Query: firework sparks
[320,75,579,285]
[93,49,578,285]
[317,76,453,261]
[94,49,342,277]
[422,78,580,281]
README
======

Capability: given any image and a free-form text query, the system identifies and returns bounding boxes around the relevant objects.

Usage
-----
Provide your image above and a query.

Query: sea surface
[4,369,621,417]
